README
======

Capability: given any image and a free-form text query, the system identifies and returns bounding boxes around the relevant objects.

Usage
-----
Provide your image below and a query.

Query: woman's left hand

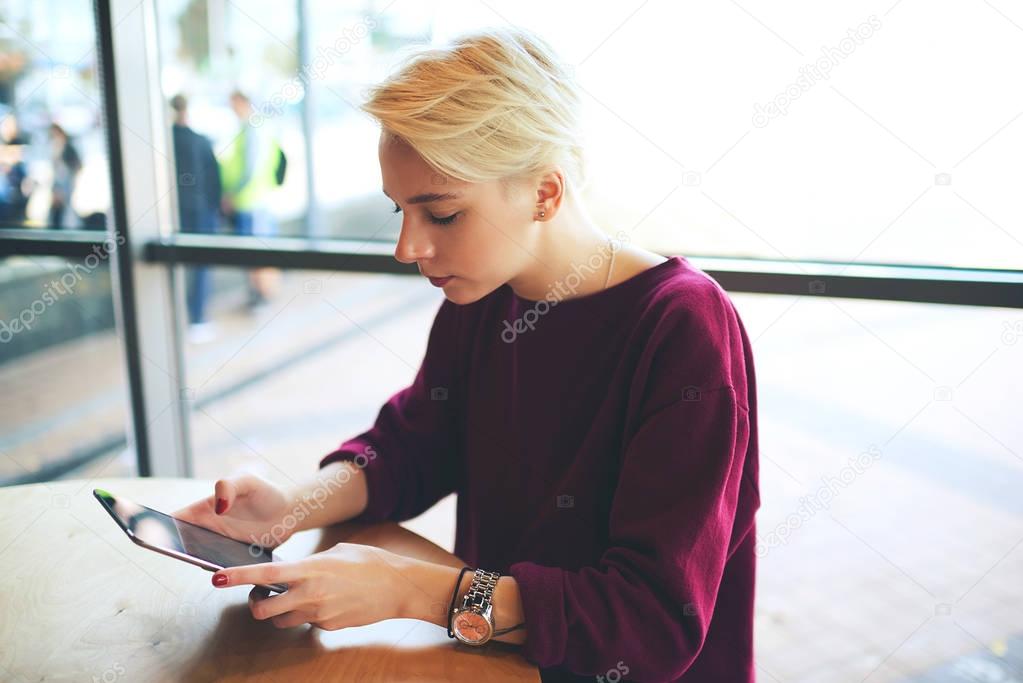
[211,543,426,630]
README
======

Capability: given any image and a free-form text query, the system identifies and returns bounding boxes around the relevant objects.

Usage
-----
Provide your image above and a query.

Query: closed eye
[392,202,459,226]
[430,212,459,226]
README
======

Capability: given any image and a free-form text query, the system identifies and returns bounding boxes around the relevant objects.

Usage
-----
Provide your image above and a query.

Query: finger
[213,478,237,515]
[271,610,314,629]
[313,618,347,631]
[214,475,266,516]
[213,560,301,588]
[172,503,200,522]
[248,585,271,603]
[248,587,306,621]
[173,495,216,523]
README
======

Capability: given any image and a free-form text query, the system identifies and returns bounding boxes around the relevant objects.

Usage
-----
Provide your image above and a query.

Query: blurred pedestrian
[47,123,81,228]
[0,113,32,224]
[219,90,282,313]
[171,94,221,343]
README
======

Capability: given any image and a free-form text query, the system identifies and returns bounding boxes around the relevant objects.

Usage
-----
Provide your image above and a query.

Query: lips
[427,275,454,287]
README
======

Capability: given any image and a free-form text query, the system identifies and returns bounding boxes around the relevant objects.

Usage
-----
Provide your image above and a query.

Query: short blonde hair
[362,27,586,193]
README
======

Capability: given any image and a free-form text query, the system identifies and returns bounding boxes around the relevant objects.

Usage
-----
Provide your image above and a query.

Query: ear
[534,167,566,221]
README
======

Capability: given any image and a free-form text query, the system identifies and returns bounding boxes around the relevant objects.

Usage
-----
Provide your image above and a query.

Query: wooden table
[0,478,539,682]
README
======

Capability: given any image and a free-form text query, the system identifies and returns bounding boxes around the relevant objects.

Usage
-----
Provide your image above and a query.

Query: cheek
[463,209,525,256]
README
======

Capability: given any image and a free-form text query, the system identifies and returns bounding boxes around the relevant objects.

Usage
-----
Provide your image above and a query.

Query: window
[0,0,111,230]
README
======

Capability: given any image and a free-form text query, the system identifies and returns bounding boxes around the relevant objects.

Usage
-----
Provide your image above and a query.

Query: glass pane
[0,0,111,231]
[174,262,1022,675]
[741,292,1022,679]
[306,1,424,242]
[299,2,1023,269]
[155,0,308,239]
[178,266,453,547]
[0,255,133,485]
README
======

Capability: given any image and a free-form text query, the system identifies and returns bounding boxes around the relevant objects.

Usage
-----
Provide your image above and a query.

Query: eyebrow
[382,189,463,204]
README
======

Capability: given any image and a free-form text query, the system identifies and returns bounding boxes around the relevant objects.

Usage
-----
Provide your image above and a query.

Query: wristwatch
[450,568,500,646]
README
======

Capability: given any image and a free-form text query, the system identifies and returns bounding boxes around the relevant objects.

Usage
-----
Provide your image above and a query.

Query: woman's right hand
[174,474,297,549]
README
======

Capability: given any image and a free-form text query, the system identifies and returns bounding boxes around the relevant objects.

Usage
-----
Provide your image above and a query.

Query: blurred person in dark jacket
[0,113,32,224]
[47,123,81,228]
[171,94,222,343]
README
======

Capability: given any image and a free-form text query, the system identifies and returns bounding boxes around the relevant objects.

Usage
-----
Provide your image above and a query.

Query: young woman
[176,27,760,682]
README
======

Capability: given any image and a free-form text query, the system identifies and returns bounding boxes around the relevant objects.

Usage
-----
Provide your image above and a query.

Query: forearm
[401,560,528,646]
[288,461,369,532]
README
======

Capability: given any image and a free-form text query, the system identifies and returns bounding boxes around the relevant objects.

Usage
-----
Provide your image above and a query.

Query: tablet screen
[94,488,274,568]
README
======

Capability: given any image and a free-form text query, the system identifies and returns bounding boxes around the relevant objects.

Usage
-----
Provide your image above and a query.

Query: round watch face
[452,609,492,644]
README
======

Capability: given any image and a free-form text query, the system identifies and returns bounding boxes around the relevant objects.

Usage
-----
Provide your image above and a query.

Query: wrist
[398,558,461,626]
[290,461,368,533]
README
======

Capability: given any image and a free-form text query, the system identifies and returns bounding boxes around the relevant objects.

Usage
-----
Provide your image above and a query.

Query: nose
[393,217,435,265]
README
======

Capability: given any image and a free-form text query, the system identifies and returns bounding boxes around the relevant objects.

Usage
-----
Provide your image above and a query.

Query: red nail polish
[213,573,229,587]
[215,498,228,515]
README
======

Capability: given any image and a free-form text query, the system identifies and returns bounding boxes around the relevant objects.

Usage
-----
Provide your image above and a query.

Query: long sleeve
[318,299,464,523]
[507,386,759,681]
[202,136,221,213]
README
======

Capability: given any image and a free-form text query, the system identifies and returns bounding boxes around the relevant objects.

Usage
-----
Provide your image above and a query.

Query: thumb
[213,477,241,515]
[214,475,262,515]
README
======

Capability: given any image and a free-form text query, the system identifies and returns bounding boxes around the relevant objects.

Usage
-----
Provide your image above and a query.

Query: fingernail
[213,573,229,587]
[215,498,228,515]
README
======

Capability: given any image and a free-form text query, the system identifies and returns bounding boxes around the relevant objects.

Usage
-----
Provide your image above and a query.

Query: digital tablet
[93,488,288,593]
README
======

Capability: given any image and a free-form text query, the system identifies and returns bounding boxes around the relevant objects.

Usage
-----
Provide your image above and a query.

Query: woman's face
[379,133,537,305]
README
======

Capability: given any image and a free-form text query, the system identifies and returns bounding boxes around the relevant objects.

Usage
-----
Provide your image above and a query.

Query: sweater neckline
[509,255,686,308]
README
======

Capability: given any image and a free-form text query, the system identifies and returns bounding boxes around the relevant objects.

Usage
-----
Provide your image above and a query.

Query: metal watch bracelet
[462,568,500,612]
[448,568,526,641]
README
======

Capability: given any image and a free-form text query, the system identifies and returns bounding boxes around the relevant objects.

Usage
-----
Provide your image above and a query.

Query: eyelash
[392,202,459,226]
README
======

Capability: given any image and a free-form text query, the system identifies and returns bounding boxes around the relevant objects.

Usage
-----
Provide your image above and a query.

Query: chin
[442,279,499,306]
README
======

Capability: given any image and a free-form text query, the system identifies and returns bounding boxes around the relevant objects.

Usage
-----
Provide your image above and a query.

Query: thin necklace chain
[603,238,617,289]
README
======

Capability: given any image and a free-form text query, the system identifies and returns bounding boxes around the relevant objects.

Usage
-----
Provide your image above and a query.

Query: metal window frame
[6,226,1021,311]
[97,0,192,477]
[139,233,1023,308]
[1,0,1021,487]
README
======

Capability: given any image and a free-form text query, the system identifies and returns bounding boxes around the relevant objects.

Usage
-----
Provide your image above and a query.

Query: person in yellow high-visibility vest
[220,90,281,311]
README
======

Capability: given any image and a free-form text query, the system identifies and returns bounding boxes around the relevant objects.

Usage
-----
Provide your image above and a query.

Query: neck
[507,198,617,302]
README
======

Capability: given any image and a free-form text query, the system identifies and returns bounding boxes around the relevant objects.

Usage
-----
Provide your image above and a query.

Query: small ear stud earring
[537,210,546,219]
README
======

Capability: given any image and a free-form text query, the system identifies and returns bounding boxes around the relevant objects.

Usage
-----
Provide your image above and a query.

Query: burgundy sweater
[320,255,760,682]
